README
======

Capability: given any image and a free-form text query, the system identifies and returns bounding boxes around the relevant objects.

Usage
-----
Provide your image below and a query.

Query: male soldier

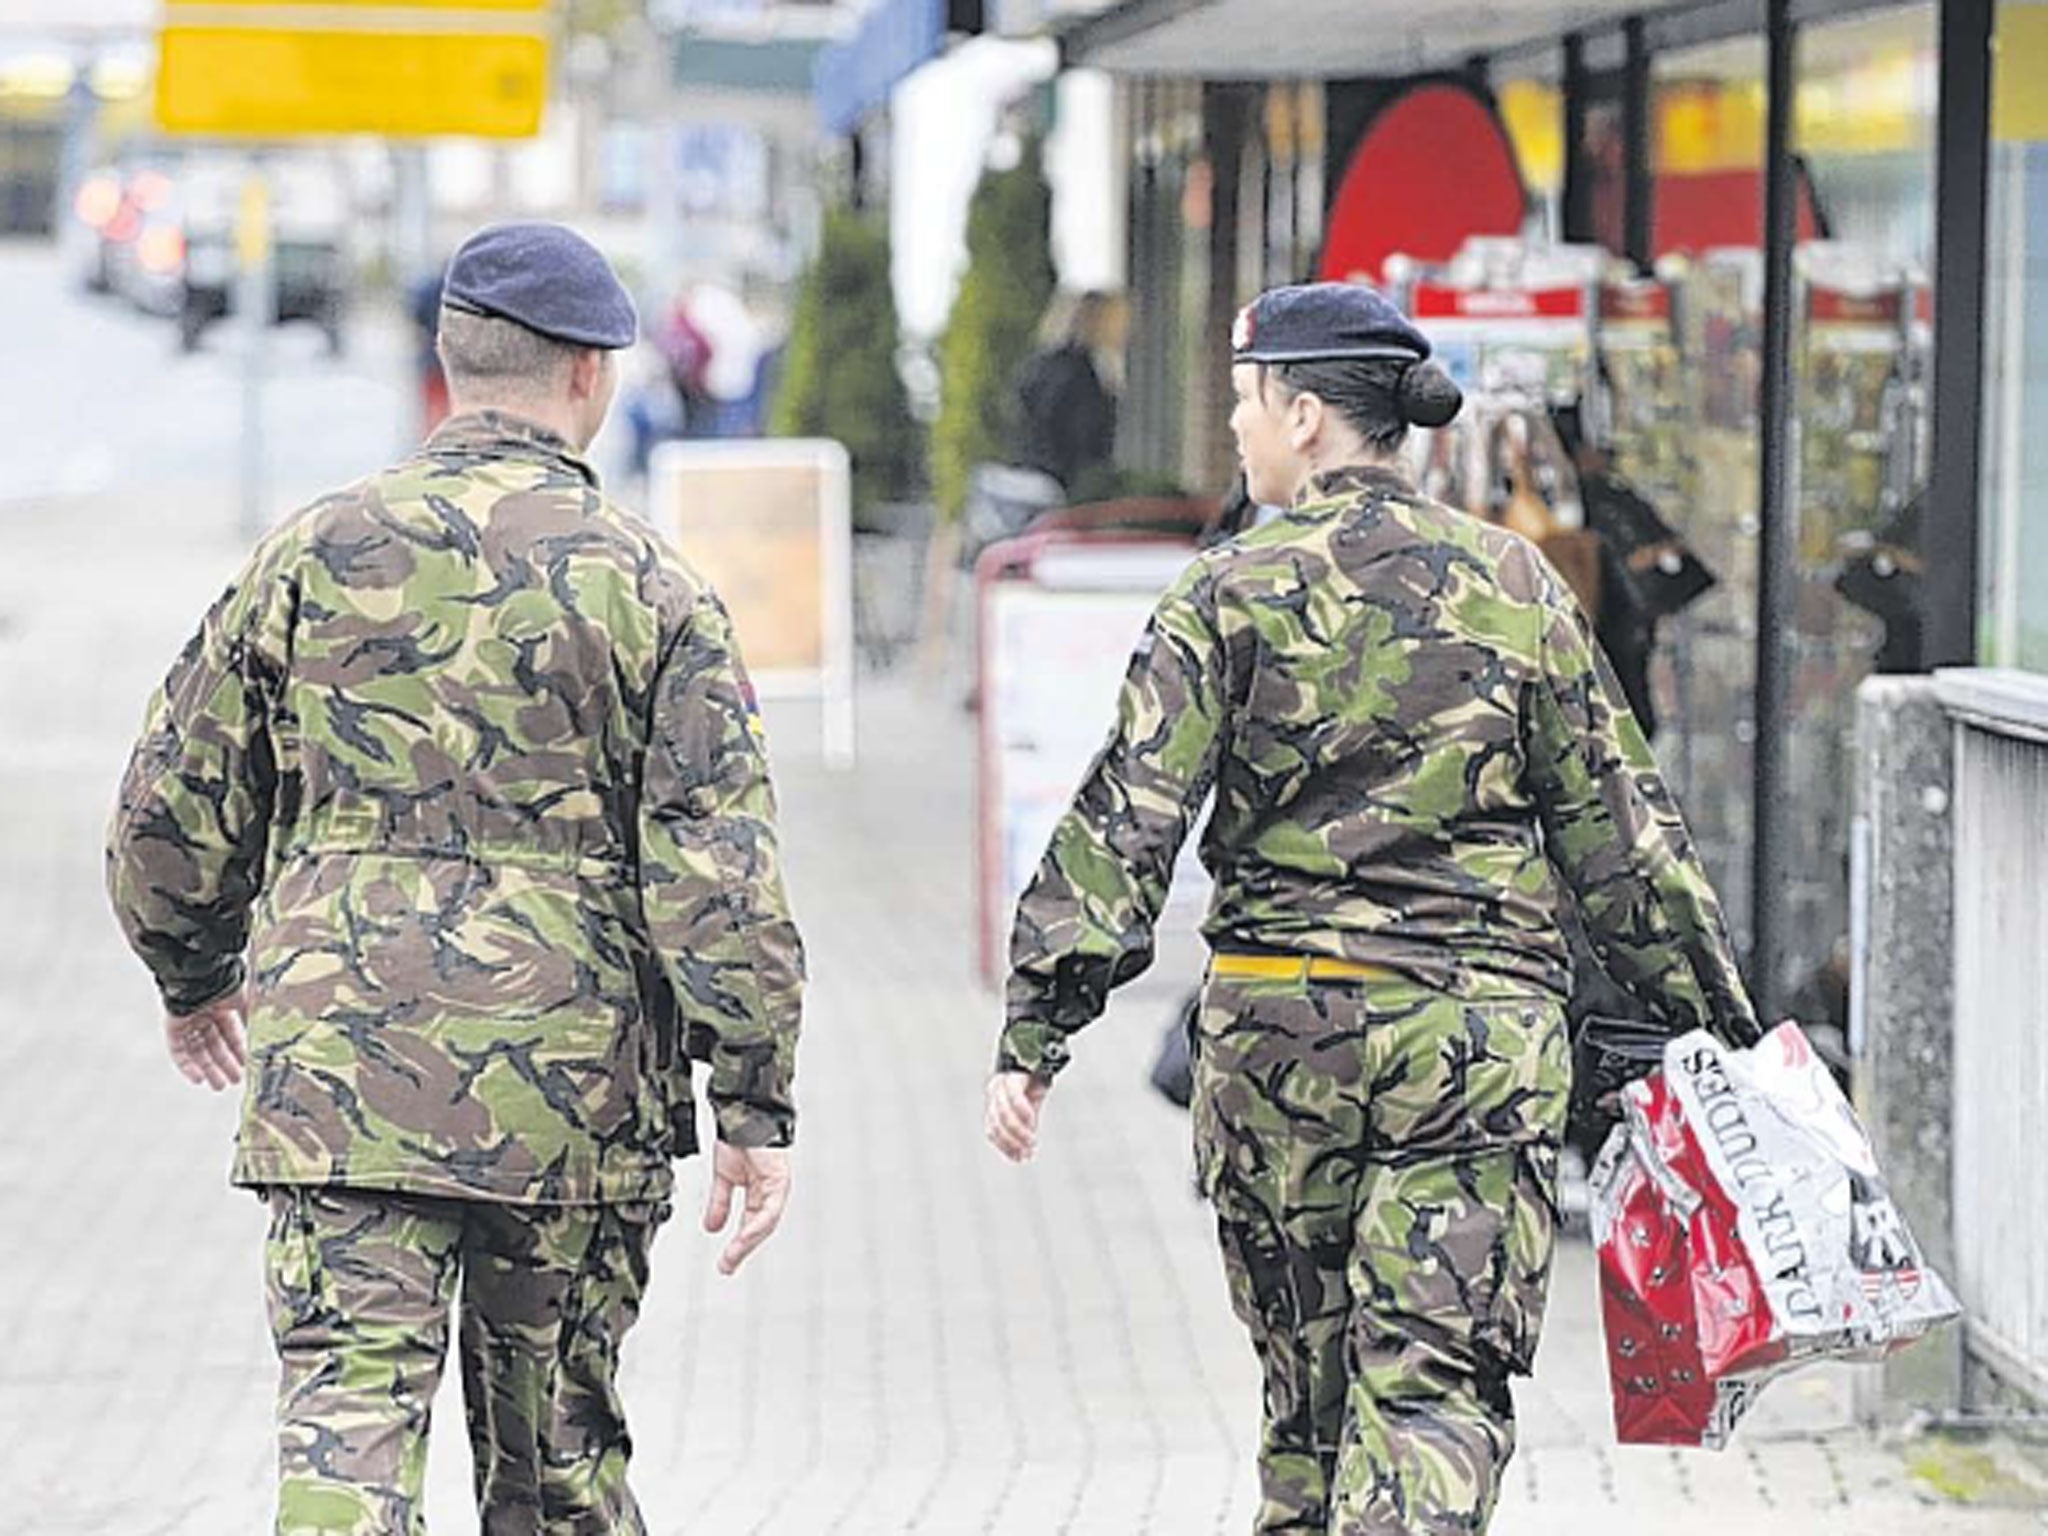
[985,282,1760,1535]
[106,222,803,1535]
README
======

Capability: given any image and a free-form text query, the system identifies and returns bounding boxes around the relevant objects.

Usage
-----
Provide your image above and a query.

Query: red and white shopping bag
[1590,1022,1959,1448]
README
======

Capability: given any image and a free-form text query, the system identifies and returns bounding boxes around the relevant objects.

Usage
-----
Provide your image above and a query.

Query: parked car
[180,232,347,353]
[178,158,349,354]
[73,163,172,295]
[110,187,193,318]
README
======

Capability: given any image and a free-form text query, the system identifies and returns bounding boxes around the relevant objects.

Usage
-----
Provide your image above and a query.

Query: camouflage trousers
[1191,972,1570,1535]
[262,1186,667,1535]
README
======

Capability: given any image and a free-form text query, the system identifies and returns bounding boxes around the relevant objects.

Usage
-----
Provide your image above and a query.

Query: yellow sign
[1995,4,2048,142]
[176,0,544,9]
[1497,80,1563,194]
[1657,80,1768,175]
[154,0,549,139]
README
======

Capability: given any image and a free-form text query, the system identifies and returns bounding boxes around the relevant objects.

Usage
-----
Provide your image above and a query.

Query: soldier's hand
[985,1071,1049,1164]
[704,1142,791,1276]
[163,987,248,1092]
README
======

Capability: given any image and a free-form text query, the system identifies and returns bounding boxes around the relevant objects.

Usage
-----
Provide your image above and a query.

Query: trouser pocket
[1188,972,1336,1201]
[262,1187,324,1340]
[1484,1138,1562,1374]
[1351,1136,1562,1379]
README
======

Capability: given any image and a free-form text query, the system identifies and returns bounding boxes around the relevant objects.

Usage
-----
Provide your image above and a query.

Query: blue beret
[442,222,638,350]
[1232,282,1430,365]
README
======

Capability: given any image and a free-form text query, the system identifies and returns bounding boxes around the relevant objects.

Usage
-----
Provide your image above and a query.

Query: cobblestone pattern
[3,481,2041,1534]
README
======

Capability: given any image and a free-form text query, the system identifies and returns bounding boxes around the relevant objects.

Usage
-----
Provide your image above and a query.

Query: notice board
[650,438,855,767]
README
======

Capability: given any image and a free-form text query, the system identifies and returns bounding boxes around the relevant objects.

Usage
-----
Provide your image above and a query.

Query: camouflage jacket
[1000,464,1758,1078]
[107,413,804,1204]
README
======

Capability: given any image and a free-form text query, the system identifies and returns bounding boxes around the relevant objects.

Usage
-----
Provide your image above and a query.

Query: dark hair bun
[1396,361,1463,429]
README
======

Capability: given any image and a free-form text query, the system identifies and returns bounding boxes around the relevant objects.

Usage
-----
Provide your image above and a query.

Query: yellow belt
[1210,953,1400,983]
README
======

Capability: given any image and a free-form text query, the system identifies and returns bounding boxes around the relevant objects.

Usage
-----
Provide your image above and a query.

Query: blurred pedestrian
[106,221,805,1535]
[985,281,1760,1535]
[406,267,450,435]
[1549,402,1717,737]
[1009,289,1125,501]
[654,287,716,438]
[620,335,685,482]
[690,281,768,438]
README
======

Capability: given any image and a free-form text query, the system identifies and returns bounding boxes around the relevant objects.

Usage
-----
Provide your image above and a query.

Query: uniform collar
[1297,463,1415,508]
[422,410,600,489]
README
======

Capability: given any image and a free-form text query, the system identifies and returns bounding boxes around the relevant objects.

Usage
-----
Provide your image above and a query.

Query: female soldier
[985,282,1760,1534]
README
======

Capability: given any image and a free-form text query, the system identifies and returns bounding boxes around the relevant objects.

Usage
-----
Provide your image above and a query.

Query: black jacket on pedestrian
[1010,343,1116,494]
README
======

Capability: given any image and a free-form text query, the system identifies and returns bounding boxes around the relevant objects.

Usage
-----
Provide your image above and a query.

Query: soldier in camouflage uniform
[106,223,804,1535]
[985,282,1760,1534]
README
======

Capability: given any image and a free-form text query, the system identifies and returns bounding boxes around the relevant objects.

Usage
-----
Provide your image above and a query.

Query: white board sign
[977,537,1210,983]
[651,438,855,767]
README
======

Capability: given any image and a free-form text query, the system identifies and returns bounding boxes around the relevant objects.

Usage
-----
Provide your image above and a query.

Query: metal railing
[1938,668,2048,1407]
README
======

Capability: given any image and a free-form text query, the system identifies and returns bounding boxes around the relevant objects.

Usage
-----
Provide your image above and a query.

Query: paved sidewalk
[2,482,2042,1534]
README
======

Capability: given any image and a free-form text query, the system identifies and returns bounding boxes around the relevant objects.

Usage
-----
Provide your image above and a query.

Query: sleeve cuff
[160,958,246,1017]
[996,1019,1071,1082]
[1715,1001,1765,1048]
[712,1098,795,1148]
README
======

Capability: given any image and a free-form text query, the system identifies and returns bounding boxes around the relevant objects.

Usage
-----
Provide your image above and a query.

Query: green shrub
[771,208,921,528]
[930,139,1056,522]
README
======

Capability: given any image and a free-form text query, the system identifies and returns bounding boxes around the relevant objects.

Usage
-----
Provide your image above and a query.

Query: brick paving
[4,472,2044,1533]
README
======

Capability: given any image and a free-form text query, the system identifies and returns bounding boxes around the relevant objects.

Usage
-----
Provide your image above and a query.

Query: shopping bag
[1590,1021,1959,1448]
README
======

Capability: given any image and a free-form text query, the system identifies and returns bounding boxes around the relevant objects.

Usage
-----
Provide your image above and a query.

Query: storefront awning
[814,0,945,134]
[674,35,826,94]
[1065,0,1674,76]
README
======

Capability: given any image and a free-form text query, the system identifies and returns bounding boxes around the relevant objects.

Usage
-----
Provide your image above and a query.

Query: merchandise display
[1600,279,1693,510]
[1385,239,1929,1007]
[1597,275,1712,828]
[1406,277,1598,527]
[1393,245,1611,612]
[1641,251,1764,946]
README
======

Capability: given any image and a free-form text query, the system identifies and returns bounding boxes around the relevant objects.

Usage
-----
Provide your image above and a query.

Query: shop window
[1775,5,1938,1034]
[1642,37,1770,962]
[1985,0,2048,671]
[1498,73,1564,230]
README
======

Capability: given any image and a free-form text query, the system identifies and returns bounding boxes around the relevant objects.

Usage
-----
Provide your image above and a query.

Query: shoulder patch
[738,675,766,740]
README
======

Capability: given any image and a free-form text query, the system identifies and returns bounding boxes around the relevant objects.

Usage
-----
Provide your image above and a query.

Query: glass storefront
[1119,78,1328,496]
[1090,0,2036,1042]
[1637,38,1771,960]
[1985,0,2048,670]
[1784,6,1937,1022]
[1121,78,1201,485]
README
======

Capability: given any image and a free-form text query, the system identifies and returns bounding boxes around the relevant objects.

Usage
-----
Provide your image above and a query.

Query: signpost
[152,0,552,540]
[234,171,272,540]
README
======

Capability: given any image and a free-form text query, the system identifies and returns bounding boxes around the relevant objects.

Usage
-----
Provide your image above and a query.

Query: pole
[392,144,433,286]
[1202,82,1252,493]
[1562,33,1593,244]
[57,61,98,255]
[1623,17,1653,270]
[236,157,273,544]
[1751,0,1798,1018]
[1922,0,1993,665]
